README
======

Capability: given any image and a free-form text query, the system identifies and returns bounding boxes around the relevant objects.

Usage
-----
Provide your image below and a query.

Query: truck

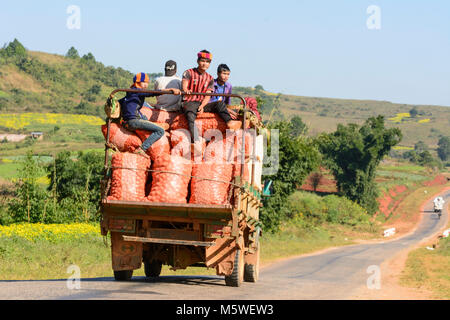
[100,90,265,287]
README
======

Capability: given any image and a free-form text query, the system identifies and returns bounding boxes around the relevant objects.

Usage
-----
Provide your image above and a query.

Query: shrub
[261,121,321,232]
[288,191,372,229]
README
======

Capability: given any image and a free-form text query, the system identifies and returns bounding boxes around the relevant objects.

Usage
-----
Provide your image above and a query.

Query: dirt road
[0,189,448,300]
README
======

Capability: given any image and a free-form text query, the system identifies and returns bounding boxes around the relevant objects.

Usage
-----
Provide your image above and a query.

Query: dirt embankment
[375,174,448,219]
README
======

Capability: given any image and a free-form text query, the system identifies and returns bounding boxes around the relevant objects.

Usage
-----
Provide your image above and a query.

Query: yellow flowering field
[393,146,414,151]
[0,223,100,242]
[388,113,411,123]
[0,113,103,130]
[418,119,430,124]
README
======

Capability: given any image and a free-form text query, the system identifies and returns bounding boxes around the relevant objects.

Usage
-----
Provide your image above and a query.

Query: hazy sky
[1,0,449,106]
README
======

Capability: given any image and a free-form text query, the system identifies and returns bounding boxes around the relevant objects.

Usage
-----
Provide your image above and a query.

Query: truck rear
[100,91,264,287]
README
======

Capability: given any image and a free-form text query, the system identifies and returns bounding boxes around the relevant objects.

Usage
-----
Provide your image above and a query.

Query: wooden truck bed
[102,199,233,221]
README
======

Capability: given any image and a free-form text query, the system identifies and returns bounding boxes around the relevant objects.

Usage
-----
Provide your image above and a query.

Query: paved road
[0,189,448,300]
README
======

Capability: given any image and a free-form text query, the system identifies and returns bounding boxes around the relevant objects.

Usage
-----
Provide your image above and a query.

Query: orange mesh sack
[108,152,150,202]
[170,129,206,161]
[101,123,142,152]
[203,133,250,182]
[170,113,228,136]
[204,134,236,163]
[189,162,233,205]
[170,129,191,155]
[147,154,193,204]
[233,129,255,158]
[139,106,181,125]
[204,131,253,160]
[135,130,171,161]
[197,113,227,135]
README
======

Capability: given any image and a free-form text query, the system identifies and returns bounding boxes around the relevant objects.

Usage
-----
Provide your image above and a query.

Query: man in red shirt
[182,50,241,144]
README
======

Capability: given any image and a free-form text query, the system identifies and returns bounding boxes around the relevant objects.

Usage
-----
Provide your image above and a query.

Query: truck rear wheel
[113,270,133,281]
[144,260,162,278]
[244,243,260,283]
[225,249,244,287]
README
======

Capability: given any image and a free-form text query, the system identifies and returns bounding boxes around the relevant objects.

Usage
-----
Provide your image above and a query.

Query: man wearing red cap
[182,50,241,144]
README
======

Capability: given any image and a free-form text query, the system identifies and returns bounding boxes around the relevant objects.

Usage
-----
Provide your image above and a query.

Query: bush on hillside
[288,191,372,229]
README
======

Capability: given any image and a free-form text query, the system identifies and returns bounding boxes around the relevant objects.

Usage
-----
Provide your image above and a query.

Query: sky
[0,0,449,106]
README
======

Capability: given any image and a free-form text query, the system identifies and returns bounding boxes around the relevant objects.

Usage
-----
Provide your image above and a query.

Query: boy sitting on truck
[210,64,232,105]
[182,50,241,146]
[121,72,180,157]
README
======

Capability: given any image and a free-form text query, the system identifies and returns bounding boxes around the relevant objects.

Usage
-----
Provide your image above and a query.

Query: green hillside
[0,39,449,154]
[0,39,161,117]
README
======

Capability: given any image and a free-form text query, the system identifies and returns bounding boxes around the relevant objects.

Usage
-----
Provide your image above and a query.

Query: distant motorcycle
[433,197,444,220]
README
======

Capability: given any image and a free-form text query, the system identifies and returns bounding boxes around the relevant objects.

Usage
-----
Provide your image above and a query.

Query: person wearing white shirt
[154,60,182,111]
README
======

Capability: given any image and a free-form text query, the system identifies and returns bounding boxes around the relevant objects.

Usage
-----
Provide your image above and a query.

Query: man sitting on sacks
[153,60,182,112]
[121,72,180,158]
[182,50,242,155]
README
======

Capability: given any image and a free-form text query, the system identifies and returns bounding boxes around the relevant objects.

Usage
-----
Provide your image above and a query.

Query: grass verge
[400,236,450,299]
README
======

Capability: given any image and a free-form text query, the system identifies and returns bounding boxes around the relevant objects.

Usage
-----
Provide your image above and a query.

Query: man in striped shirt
[182,50,241,144]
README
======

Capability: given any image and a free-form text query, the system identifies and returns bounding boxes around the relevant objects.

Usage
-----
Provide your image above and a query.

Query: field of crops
[0,223,98,242]
[0,113,103,130]
[0,112,105,157]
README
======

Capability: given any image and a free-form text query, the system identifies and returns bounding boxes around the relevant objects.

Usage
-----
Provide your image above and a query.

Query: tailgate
[101,199,233,221]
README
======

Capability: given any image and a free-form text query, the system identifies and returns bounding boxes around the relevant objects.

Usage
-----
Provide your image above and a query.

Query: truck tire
[113,270,133,281]
[144,260,162,278]
[244,243,260,283]
[225,249,244,287]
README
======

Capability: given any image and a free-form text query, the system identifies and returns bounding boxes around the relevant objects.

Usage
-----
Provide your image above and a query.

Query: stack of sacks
[139,106,180,125]
[147,153,192,203]
[108,152,150,202]
[103,111,255,206]
[101,123,142,152]
[135,130,171,161]
[170,113,227,136]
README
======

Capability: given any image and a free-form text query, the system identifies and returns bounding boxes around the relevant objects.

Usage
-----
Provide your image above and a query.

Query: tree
[403,150,419,163]
[261,121,321,232]
[310,172,323,192]
[8,151,47,223]
[2,38,27,58]
[81,52,96,63]
[66,46,80,59]
[290,115,308,137]
[317,116,402,214]
[47,150,103,207]
[84,84,102,102]
[414,141,428,153]
[409,107,418,118]
[417,151,434,167]
[437,136,450,161]
[254,85,264,91]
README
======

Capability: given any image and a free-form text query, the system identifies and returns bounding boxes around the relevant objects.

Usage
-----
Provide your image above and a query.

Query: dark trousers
[183,100,232,142]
